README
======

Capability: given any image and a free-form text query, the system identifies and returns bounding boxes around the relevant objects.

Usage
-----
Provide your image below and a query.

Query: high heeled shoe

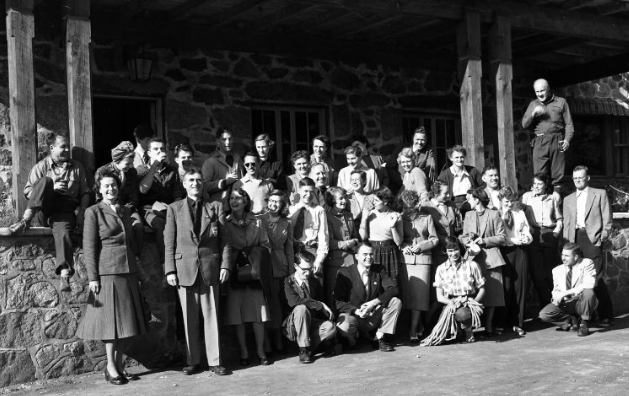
[104,368,128,385]
[258,355,272,366]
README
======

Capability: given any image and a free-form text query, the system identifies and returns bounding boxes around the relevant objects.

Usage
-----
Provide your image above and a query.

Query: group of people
[6,78,615,383]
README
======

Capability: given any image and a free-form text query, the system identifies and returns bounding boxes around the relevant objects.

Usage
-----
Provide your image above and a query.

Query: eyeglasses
[244,163,257,168]
[296,266,313,273]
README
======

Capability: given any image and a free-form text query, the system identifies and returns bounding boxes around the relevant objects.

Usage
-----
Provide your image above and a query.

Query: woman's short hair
[325,186,347,208]
[291,150,310,166]
[467,187,490,207]
[430,179,449,199]
[232,187,252,213]
[344,145,362,158]
[397,147,417,165]
[497,186,518,202]
[447,145,467,159]
[94,170,121,202]
[374,187,395,207]
[269,189,289,218]
[399,190,420,209]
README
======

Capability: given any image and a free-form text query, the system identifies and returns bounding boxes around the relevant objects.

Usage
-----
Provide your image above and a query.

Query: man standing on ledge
[522,78,574,194]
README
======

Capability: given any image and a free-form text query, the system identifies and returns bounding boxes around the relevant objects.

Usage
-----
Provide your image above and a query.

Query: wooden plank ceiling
[52,0,629,84]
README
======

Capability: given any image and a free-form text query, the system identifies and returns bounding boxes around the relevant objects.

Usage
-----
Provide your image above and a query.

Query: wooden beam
[6,0,36,217]
[64,0,94,180]
[548,51,629,86]
[597,1,629,15]
[170,0,213,22]
[337,15,400,38]
[513,36,584,58]
[563,0,608,10]
[457,10,484,169]
[207,0,268,28]
[490,16,516,190]
[90,15,455,70]
[297,8,348,33]
[250,2,316,31]
[121,0,153,17]
[370,18,443,41]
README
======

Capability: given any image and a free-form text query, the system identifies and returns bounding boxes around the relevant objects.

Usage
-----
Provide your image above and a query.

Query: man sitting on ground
[539,242,598,337]
[283,250,337,364]
[334,242,401,352]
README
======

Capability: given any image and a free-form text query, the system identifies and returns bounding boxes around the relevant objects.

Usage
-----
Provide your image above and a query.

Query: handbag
[233,249,260,283]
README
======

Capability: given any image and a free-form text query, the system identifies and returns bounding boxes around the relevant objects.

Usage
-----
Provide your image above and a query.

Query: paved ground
[3,315,629,396]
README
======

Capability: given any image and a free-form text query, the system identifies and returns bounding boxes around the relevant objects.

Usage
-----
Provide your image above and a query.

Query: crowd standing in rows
[6,78,615,384]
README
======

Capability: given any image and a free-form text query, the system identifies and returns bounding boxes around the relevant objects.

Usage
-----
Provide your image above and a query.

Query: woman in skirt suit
[459,187,507,336]
[77,170,147,385]
[399,190,438,344]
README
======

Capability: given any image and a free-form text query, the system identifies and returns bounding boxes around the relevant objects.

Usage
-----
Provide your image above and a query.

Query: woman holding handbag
[224,188,273,366]
[459,187,507,336]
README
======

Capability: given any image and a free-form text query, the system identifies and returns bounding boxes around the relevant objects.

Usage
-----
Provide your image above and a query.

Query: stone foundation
[0,230,177,388]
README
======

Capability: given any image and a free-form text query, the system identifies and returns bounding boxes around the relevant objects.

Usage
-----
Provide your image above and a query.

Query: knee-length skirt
[76,273,148,340]
[399,263,431,311]
[226,285,270,325]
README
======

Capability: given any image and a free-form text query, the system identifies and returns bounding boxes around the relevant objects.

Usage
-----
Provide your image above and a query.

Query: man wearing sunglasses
[283,250,337,364]
[232,152,273,215]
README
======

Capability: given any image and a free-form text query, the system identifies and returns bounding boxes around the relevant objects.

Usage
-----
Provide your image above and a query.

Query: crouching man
[334,242,401,352]
[283,250,336,364]
[539,242,598,337]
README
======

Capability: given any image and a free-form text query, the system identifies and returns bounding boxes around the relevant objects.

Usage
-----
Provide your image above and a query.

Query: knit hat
[111,141,135,162]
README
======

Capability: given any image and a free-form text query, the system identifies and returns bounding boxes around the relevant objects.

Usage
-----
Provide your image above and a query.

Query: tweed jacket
[83,202,138,281]
[400,211,439,265]
[164,199,230,287]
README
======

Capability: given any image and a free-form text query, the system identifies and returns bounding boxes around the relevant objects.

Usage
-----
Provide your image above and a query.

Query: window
[402,114,461,173]
[251,106,327,171]
[566,115,607,176]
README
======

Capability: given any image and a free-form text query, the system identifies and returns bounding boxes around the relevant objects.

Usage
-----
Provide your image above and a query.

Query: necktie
[362,270,369,295]
[566,267,572,290]
[504,210,514,229]
[300,281,310,298]
[293,208,306,240]
[143,151,149,166]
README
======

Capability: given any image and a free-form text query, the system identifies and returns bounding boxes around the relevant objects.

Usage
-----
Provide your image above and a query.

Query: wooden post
[64,0,94,179]
[457,10,484,169]
[6,0,36,217]
[490,16,517,190]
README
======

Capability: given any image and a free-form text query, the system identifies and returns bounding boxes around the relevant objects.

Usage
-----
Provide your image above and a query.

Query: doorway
[92,95,163,169]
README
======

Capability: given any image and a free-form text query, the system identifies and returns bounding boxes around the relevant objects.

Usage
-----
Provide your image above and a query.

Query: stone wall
[607,216,629,315]
[0,231,177,387]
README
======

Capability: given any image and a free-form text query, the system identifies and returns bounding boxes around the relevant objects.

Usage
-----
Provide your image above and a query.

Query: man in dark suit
[563,165,613,325]
[283,250,336,364]
[164,168,231,376]
[334,242,401,352]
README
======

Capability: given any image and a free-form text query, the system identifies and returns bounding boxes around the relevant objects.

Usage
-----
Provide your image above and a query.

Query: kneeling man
[539,242,598,337]
[164,168,231,375]
[334,242,401,352]
[283,250,336,364]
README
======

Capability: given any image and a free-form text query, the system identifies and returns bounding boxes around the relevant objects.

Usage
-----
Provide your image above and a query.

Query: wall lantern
[127,52,153,82]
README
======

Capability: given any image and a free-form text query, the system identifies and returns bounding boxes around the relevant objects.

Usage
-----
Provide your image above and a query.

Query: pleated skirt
[76,273,148,340]
[370,240,400,277]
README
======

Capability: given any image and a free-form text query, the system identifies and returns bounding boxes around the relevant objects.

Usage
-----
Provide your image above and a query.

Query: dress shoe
[378,338,394,352]
[209,365,228,376]
[122,370,140,381]
[299,348,312,364]
[240,357,250,367]
[577,323,590,337]
[182,364,200,375]
[104,368,128,385]
[599,318,614,327]
[258,355,272,366]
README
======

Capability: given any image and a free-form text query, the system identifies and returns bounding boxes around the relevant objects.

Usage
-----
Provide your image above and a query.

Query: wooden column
[6,0,36,216]
[64,0,94,178]
[457,10,484,169]
[490,16,516,190]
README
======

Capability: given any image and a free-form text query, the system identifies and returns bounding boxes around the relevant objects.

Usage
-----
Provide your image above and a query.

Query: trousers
[283,305,336,349]
[336,297,402,342]
[539,289,598,326]
[533,133,565,186]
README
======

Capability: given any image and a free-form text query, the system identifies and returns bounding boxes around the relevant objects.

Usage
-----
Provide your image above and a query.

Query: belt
[536,132,561,137]
[369,240,396,246]
[576,227,587,231]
